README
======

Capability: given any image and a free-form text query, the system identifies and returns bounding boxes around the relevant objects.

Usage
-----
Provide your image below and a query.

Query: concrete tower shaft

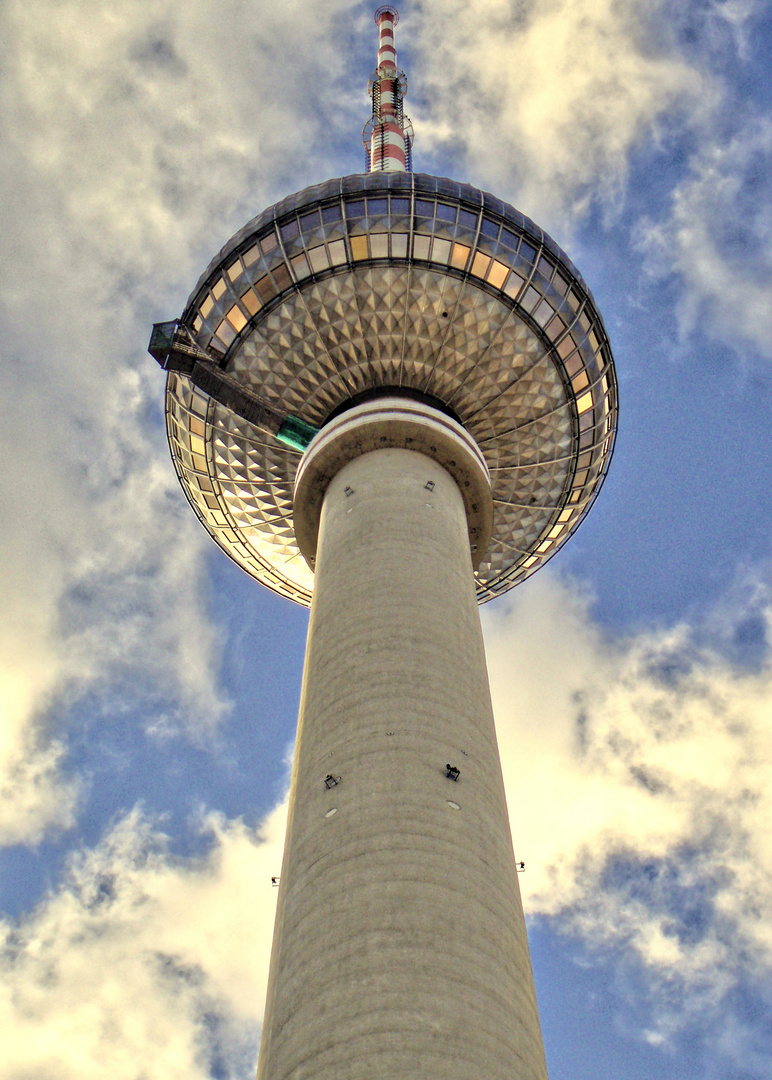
[255,401,549,1080]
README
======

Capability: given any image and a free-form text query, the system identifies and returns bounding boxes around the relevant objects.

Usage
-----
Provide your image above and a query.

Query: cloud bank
[0,803,286,1080]
[2,571,770,1076]
[485,572,772,1062]
[0,0,364,843]
[639,117,772,359]
[412,0,709,224]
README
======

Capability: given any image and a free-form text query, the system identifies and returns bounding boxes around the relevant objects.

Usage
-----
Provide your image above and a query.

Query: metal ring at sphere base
[294,398,493,570]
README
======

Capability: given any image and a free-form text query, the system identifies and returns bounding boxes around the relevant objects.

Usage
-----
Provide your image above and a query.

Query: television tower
[149,7,618,1079]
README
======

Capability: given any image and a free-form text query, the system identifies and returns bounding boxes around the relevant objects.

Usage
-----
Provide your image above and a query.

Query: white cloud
[0,732,77,849]
[0,0,364,843]
[410,0,710,225]
[484,571,772,1051]
[3,0,360,275]
[1,0,769,1070]
[707,0,762,61]
[638,117,772,358]
[0,802,286,1080]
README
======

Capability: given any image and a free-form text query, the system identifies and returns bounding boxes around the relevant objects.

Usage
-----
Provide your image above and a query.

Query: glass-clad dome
[165,171,618,605]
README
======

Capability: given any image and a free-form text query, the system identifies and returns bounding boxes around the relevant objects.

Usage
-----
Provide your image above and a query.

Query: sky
[1,0,771,1077]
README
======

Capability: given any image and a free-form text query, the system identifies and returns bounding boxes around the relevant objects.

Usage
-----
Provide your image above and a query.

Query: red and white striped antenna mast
[363,6,413,172]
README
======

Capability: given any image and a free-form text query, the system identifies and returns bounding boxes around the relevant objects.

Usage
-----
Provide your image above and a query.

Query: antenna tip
[375,5,399,26]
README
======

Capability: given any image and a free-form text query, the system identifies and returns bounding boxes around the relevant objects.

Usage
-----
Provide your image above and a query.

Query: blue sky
[1,0,771,1077]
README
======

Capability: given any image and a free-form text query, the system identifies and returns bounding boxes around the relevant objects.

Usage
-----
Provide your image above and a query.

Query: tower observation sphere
[150,7,618,1080]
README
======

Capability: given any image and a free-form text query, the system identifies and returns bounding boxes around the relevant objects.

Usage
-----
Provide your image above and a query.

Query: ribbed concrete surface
[257,447,548,1080]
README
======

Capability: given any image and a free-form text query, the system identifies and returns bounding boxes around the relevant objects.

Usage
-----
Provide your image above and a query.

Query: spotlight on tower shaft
[149,8,617,1079]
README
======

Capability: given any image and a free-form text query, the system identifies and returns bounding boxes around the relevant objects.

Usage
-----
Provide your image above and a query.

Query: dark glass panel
[521,216,542,242]
[414,174,439,194]
[505,208,527,232]
[342,175,365,194]
[384,172,411,190]
[321,204,342,224]
[483,194,505,217]
[554,272,570,297]
[458,184,483,206]
[537,255,554,280]
[299,210,320,232]
[501,228,519,251]
[363,171,391,192]
[255,276,275,303]
[435,176,460,197]
[272,264,292,291]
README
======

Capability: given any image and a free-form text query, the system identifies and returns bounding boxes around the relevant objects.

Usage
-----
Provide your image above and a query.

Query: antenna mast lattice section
[364,6,413,172]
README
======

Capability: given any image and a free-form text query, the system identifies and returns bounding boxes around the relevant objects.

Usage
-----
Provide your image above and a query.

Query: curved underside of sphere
[165,172,618,605]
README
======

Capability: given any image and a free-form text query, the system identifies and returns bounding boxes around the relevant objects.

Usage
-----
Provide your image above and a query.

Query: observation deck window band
[194,208,581,354]
[198,175,572,296]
